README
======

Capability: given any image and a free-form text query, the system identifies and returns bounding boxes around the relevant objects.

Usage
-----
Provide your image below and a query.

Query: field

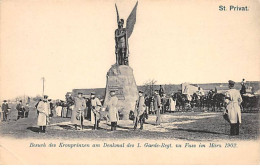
[0,102,259,141]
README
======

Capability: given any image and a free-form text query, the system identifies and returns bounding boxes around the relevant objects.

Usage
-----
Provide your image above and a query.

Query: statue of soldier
[114,2,138,66]
[115,19,128,65]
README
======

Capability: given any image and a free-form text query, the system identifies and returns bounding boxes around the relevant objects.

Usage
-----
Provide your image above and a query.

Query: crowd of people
[0,79,249,136]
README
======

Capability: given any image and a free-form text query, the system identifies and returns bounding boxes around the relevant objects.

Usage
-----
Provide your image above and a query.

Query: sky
[1,0,260,100]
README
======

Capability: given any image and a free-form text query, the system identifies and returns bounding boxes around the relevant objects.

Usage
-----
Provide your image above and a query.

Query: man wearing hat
[240,78,246,95]
[66,93,74,118]
[16,100,25,120]
[36,95,51,133]
[24,103,30,118]
[71,92,86,130]
[154,90,162,125]
[90,92,102,130]
[224,80,243,135]
[134,91,146,130]
[106,91,119,131]
[2,100,10,121]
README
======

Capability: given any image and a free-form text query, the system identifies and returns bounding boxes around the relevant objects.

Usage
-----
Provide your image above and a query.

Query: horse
[206,90,215,111]
[191,93,204,111]
[173,92,191,111]
[212,93,225,112]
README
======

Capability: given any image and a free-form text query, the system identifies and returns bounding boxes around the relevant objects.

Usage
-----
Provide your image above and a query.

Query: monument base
[103,64,139,120]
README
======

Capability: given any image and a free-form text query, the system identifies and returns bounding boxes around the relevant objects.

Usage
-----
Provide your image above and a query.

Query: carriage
[241,93,260,113]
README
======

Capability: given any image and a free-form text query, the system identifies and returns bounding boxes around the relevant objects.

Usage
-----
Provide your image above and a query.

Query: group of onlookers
[0,100,30,122]
[1,79,244,136]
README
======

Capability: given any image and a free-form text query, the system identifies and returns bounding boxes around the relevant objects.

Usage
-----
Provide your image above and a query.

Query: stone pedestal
[103,64,138,120]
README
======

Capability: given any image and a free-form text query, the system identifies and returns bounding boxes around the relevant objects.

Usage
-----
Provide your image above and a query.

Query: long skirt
[56,106,62,116]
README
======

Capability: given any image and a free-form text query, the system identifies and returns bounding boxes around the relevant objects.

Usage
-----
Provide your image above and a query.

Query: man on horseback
[240,78,246,95]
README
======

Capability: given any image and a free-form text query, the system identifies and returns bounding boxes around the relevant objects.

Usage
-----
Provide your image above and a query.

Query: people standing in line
[24,103,30,118]
[16,100,25,120]
[71,92,86,130]
[134,91,146,130]
[36,95,51,133]
[1,100,10,121]
[224,80,243,136]
[107,91,119,131]
[154,90,162,125]
[90,93,102,130]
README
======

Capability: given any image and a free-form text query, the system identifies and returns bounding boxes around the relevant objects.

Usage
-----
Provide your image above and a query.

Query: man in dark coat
[66,94,74,118]
[48,99,54,117]
[154,90,162,125]
[16,100,25,120]
[161,93,167,114]
[159,85,165,97]
[2,100,10,121]
[35,99,42,115]
[24,103,30,118]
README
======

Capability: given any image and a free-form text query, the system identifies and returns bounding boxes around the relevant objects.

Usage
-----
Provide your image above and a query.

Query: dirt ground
[0,103,259,141]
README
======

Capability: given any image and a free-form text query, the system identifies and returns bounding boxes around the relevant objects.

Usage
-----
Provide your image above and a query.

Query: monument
[103,2,139,119]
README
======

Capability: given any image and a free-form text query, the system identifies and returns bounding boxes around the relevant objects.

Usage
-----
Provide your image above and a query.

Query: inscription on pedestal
[108,85,125,100]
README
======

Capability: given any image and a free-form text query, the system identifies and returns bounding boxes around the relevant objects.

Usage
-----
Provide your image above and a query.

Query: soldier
[16,100,25,120]
[240,78,246,95]
[161,93,167,114]
[71,92,86,130]
[90,93,102,130]
[66,94,74,118]
[224,80,243,136]
[35,99,42,115]
[134,91,146,130]
[37,95,51,133]
[154,90,162,125]
[144,94,150,115]
[159,85,165,97]
[149,96,155,115]
[107,91,119,131]
[48,99,54,117]
[115,19,128,65]
[1,100,10,121]
[24,103,30,118]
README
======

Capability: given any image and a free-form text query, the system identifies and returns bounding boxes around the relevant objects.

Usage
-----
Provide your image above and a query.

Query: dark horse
[191,93,205,111]
[173,92,190,111]
[206,91,224,111]
[212,93,225,111]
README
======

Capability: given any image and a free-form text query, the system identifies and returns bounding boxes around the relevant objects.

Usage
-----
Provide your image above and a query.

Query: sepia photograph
[0,0,259,165]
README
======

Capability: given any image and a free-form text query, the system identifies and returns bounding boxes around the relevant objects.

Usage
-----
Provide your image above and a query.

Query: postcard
[0,0,259,165]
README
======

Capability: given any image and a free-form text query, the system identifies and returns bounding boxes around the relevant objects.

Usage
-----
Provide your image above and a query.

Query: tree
[142,79,157,96]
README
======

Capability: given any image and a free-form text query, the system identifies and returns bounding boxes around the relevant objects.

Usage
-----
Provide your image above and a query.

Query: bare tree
[143,79,157,96]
